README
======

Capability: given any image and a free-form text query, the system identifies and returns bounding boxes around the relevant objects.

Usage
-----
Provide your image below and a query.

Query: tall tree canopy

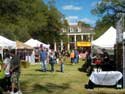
[91,0,125,39]
[0,0,64,43]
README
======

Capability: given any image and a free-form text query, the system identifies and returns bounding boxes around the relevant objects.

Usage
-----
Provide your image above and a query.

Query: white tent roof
[24,38,50,48]
[92,26,116,48]
[0,35,16,49]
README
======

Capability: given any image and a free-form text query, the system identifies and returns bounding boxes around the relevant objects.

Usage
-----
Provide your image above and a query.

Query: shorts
[11,72,20,84]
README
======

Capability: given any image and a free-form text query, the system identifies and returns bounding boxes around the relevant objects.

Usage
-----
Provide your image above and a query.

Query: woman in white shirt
[3,53,11,76]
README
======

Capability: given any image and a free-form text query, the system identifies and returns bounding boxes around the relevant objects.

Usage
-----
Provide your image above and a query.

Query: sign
[76,41,91,47]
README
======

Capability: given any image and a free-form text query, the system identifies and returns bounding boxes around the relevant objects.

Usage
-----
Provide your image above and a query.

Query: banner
[76,41,91,47]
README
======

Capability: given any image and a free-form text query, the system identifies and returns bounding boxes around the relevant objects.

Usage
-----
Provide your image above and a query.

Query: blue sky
[44,0,100,26]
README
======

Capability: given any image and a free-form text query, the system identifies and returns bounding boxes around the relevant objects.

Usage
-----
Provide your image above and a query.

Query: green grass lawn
[20,58,125,94]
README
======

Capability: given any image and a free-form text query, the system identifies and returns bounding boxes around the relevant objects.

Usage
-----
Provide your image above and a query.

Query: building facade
[54,23,94,51]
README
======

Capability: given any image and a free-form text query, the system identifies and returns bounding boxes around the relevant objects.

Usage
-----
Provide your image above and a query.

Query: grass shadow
[20,80,30,91]
[31,83,70,93]
[35,69,42,72]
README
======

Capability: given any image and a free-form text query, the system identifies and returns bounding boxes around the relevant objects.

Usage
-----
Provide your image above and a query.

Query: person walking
[3,53,11,92]
[59,52,65,73]
[3,53,11,76]
[70,50,75,64]
[9,49,21,94]
[49,51,56,72]
[74,48,79,64]
[40,47,48,72]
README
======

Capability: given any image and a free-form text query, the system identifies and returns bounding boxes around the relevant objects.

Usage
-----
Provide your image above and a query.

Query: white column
[67,43,70,50]
[67,35,70,50]
[54,42,57,51]
[61,40,63,51]
[91,34,94,42]
[81,35,83,41]
[88,34,91,41]
[74,34,77,48]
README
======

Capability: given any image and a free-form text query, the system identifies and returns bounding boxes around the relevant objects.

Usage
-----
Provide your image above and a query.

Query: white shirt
[3,58,11,75]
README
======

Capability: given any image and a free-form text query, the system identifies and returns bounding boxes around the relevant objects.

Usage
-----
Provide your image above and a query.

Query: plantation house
[54,22,94,51]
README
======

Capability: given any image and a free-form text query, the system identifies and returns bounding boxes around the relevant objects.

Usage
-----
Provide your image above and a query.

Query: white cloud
[66,16,79,25]
[66,16,78,20]
[62,5,82,10]
[65,16,96,26]
[81,18,95,25]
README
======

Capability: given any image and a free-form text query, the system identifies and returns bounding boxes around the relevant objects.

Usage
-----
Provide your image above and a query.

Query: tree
[91,0,125,39]
[78,21,91,28]
[37,1,64,44]
[62,19,69,32]
[0,0,64,43]
[92,0,125,17]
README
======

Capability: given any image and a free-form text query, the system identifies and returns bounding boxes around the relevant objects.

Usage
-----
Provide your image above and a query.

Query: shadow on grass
[78,61,89,72]
[19,83,69,94]
[32,83,70,93]
[20,80,30,89]
[35,69,42,72]
[35,69,53,72]
[21,82,70,93]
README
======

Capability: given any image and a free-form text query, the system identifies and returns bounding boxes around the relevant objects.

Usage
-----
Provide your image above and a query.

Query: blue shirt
[40,51,47,61]
[74,50,79,57]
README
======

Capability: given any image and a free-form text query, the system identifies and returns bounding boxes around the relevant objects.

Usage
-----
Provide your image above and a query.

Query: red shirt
[94,59,102,65]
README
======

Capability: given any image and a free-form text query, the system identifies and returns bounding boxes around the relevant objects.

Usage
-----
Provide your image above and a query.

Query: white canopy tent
[0,35,16,59]
[0,35,16,49]
[24,38,50,48]
[92,26,117,49]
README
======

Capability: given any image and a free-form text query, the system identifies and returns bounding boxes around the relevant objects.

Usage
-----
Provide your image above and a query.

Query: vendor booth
[92,26,116,49]
[16,41,35,63]
[25,38,50,62]
[24,38,50,48]
[85,27,123,89]
[0,36,16,49]
[0,36,16,59]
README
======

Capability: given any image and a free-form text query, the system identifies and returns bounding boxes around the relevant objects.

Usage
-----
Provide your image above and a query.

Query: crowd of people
[83,48,115,76]
[39,44,83,73]
[0,45,95,93]
[70,49,79,64]
[39,45,67,73]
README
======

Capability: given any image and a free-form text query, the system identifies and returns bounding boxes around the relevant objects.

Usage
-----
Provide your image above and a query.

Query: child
[49,51,56,72]
[70,50,75,64]
[59,52,65,72]
[60,58,64,72]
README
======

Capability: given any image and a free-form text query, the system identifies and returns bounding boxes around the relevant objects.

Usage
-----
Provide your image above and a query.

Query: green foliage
[94,15,116,39]
[94,25,111,39]
[91,0,125,39]
[91,0,125,16]
[78,21,91,28]
[0,0,64,43]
